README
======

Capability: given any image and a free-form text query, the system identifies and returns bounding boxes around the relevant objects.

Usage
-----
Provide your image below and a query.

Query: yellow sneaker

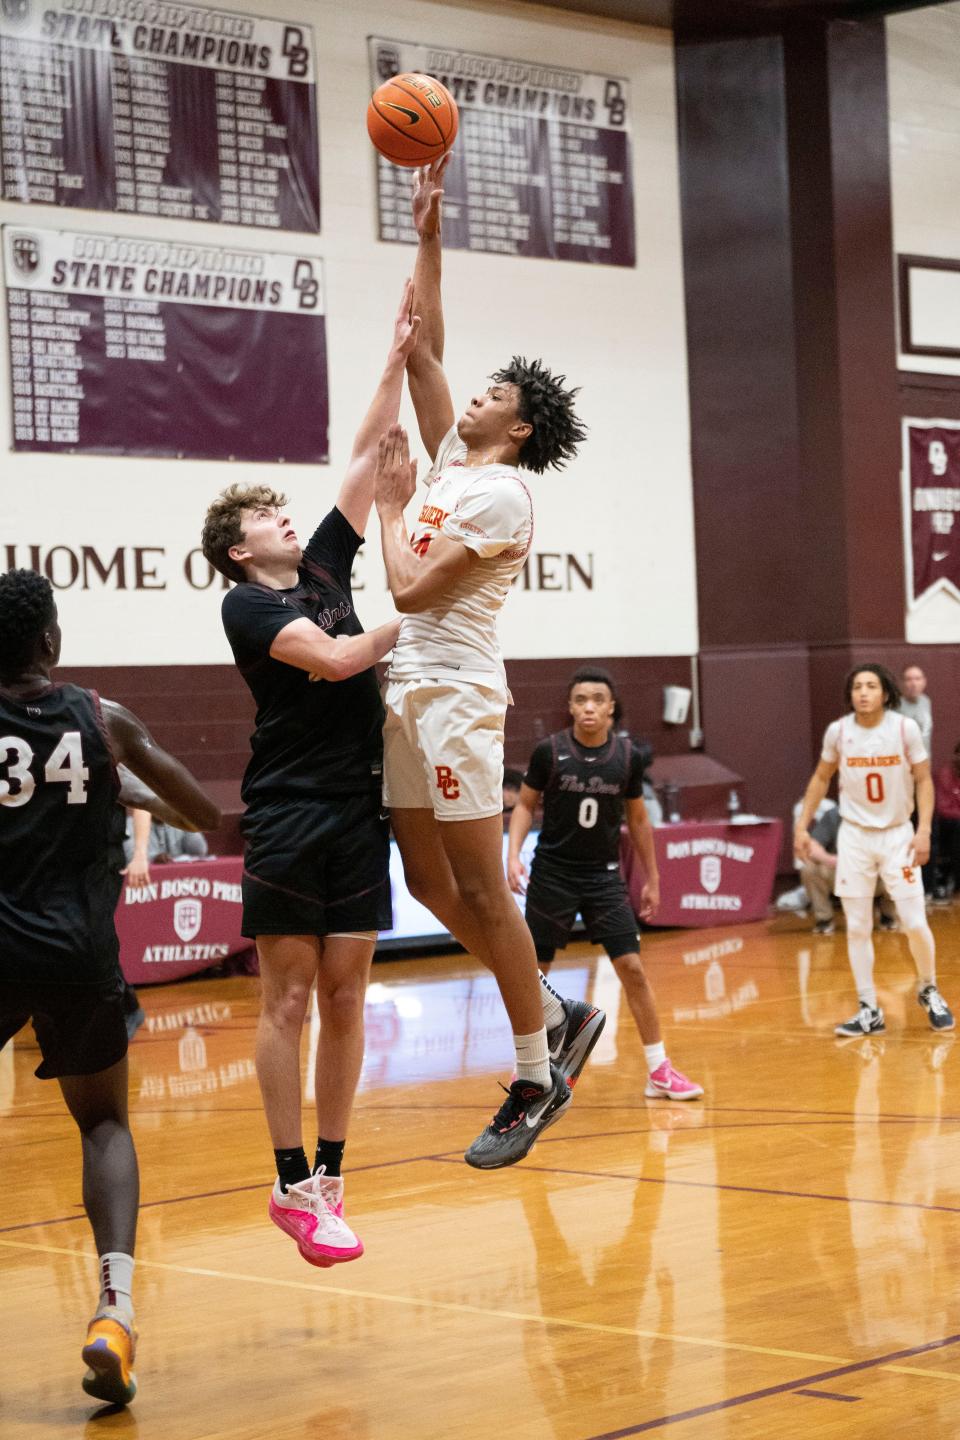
[81,1307,138,1407]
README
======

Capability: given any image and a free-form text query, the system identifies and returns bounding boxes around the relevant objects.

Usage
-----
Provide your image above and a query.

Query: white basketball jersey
[389,426,533,684]
[821,711,926,828]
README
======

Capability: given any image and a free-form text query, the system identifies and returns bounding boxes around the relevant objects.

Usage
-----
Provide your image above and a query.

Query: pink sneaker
[644,1060,704,1101]
[268,1171,364,1267]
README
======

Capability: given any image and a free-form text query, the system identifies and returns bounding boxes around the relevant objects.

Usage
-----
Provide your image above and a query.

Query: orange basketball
[367,73,458,167]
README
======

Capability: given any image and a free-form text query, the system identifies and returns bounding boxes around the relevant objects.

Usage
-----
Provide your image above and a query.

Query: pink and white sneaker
[268,1170,364,1267]
[644,1060,704,1101]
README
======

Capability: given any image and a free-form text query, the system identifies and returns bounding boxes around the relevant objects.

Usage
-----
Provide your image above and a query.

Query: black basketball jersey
[0,682,121,985]
[524,729,645,870]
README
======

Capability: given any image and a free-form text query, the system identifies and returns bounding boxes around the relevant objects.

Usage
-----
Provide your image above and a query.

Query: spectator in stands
[795,800,897,935]
[122,811,209,877]
[798,802,840,935]
[502,768,524,820]
[900,664,932,751]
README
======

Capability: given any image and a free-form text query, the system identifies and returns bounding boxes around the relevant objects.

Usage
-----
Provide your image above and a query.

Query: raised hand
[411,154,451,239]
[393,277,421,361]
[375,424,418,513]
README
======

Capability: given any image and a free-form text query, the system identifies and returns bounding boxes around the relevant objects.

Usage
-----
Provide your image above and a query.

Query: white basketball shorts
[382,676,507,821]
[834,819,922,900]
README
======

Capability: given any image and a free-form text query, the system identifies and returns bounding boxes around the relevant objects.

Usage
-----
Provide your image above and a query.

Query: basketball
[366,73,459,167]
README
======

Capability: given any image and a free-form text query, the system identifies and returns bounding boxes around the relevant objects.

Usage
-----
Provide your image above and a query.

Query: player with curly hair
[373,157,603,1171]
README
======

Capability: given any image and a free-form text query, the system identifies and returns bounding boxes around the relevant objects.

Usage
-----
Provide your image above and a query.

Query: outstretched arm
[269,615,401,680]
[375,424,474,612]
[336,278,421,536]
[406,158,455,461]
[103,701,221,833]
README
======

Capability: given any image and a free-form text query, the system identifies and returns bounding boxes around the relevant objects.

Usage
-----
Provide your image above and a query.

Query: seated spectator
[933,742,960,901]
[798,803,840,935]
[123,809,209,877]
[900,664,933,751]
[796,800,897,935]
[502,767,524,820]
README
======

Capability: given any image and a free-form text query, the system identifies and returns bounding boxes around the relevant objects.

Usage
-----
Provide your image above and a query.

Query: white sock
[538,971,565,1031]
[514,1028,551,1088]
[644,1042,667,1074]
[842,897,877,1009]
[97,1252,134,1319]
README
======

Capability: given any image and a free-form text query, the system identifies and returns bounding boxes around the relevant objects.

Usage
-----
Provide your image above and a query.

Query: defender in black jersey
[200,283,417,1267]
[0,569,220,1406]
[508,668,702,1101]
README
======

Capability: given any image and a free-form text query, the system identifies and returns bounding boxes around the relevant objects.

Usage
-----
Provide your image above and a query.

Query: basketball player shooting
[373,156,605,1169]
[794,663,954,1038]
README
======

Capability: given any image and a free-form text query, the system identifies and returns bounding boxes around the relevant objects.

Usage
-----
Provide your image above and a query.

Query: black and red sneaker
[464,1065,572,1169]
[547,999,606,1086]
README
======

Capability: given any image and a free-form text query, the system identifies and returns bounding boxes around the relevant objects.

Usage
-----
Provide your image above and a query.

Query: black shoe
[812,919,835,936]
[546,999,606,1085]
[876,914,898,933]
[835,1003,885,1038]
[918,984,955,1032]
[464,1064,572,1169]
[933,887,951,908]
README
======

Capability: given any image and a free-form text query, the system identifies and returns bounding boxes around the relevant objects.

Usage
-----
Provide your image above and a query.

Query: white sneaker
[268,1171,363,1267]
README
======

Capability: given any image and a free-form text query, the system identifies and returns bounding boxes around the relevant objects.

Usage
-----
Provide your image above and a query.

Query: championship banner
[369,36,635,268]
[0,0,319,232]
[3,223,328,460]
[902,418,960,607]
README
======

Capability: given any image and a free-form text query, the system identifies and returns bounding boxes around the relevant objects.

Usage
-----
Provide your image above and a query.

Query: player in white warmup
[795,663,954,1037]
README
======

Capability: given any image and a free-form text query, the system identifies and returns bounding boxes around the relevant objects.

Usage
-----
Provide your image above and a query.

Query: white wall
[0,0,697,666]
[887,1,960,379]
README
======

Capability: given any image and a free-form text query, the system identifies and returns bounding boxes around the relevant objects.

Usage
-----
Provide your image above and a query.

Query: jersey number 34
[0,732,90,808]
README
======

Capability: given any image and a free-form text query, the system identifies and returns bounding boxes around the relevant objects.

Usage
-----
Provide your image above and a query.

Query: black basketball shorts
[524,859,639,959]
[241,790,392,939]
[0,974,128,1079]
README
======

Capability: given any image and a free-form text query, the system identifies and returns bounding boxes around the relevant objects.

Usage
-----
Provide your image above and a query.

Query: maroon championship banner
[620,820,783,928]
[3,224,328,460]
[116,857,250,985]
[902,419,960,607]
[369,37,634,268]
[0,1,318,232]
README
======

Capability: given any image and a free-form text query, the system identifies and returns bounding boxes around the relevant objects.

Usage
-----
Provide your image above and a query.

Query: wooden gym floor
[2,910,960,1439]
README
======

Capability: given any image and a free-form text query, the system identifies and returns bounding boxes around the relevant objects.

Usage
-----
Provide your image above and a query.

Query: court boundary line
[0,1234,853,1368]
[578,1331,960,1436]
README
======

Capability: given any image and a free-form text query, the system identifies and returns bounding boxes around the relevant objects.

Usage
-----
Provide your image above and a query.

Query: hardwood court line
[579,1331,960,1438]
[884,1365,960,1382]
[0,1152,444,1234]
[452,1158,960,1215]
[0,1236,851,1367]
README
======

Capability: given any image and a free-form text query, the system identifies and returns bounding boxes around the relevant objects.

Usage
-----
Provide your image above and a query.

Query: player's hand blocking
[412,155,450,239]
[392,277,421,363]
[375,425,418,513]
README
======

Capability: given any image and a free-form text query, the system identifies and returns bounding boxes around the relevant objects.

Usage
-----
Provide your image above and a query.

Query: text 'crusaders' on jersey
[524,729,646,870]
[0,682,121,985]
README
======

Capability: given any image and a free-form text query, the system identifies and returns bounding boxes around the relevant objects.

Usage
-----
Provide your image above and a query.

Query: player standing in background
[373,157,605,1170]
[201,284,416,1267]
[794,663,954,1037]
[508,667,703,1100]
[0,569,220,1408]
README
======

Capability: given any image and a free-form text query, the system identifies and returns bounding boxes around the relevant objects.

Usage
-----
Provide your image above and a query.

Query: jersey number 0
[0,732,90,808]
